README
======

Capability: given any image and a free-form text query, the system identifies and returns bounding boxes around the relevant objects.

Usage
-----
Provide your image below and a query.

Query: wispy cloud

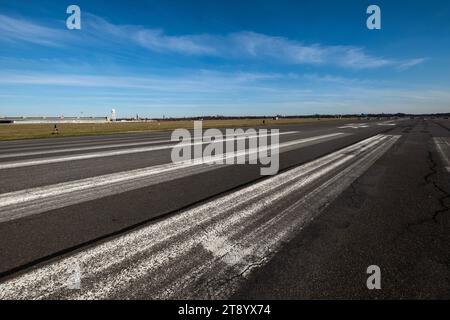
[0,70,284,93]
[0,14,69,47]
[133,30,218,55]
[1,68,449,117]
[396,58,428,70]
[0,14,426,70]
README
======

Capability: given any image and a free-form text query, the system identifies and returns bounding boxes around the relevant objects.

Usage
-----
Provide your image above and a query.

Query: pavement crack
[424,151,450,224]
[348,182,361,208]
[204,246,275,299]
[432,120,450,132]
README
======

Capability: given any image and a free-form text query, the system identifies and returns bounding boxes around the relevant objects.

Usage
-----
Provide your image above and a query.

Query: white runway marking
[0,131,299,159]
[0,134,400,300]
[338,123,370,129]
[0,132,346,222]
[0,138,174,159]
[433,137,450,172]
[377,120,396,126]
[0,131,301,170]
[0,133,174,152]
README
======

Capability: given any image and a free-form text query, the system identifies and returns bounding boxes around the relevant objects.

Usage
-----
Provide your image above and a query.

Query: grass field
[0,118,353,141]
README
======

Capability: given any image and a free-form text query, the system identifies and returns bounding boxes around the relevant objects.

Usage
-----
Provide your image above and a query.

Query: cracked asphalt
[234,119,450,299]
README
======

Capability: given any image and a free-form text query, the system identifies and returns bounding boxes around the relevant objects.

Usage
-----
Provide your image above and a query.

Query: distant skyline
[0,0,449,117]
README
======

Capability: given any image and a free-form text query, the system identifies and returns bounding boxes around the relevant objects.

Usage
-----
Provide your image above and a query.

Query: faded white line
[0,131,300,159]
[338,123,369,129]
[0,132,347,222]
[0,133,174,152]
[0,138,174,159]
[0,131,302,170]
[0,134,399,299]
[433,137,450,172]
[377,120,396,126]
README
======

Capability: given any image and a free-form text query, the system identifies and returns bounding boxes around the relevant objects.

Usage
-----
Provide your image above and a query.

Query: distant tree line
[149,112,450,121]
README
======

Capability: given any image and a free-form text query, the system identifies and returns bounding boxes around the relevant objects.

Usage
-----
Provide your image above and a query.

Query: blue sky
[0,0,449,117]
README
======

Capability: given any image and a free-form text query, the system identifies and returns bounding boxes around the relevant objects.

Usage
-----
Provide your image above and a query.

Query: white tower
[111,109,116,121]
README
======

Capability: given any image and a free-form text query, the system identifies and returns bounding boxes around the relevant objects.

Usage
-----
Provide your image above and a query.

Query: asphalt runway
[0,118,449,299]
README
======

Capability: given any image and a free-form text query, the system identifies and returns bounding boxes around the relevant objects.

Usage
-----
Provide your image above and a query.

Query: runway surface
[0,118,449,299]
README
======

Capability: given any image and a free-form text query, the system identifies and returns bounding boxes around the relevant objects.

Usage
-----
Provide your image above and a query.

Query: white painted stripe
[377,124,396,126]
[0,132,347,222]
[377,121,396,126]
[338,123,369,129]
[0,138,173,159]
[0,131,300,159]
[0,134,399,300]
[433,137,450,171]
[0,131,302,170]
[0,133,173,151]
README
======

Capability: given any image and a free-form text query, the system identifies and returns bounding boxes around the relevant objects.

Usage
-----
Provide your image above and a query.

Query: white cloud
[0,14,427,70]
[0,14,69,46]
[0,70,283,93]
[1,69,449,115]
[129,28,396,69]
[396,58,428,70]
[134,30,218,55]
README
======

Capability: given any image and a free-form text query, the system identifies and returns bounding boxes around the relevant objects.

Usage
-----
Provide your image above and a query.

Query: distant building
[0,116,109,124]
